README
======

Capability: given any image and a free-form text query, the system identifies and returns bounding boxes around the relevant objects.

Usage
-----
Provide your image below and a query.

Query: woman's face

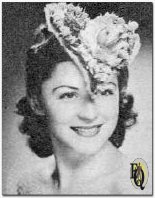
[41,61,119,155]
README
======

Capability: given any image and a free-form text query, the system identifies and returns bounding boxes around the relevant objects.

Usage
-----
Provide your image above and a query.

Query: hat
[32,3,141,82]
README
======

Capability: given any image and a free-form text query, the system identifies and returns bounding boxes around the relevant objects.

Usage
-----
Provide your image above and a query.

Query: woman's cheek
[97,97,119,118]
[46,101,80,123]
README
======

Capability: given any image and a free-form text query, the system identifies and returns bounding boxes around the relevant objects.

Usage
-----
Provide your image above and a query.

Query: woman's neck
[52,139,122,192]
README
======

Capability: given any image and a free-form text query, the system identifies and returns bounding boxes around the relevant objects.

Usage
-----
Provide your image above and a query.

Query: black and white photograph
[2,2,153,195]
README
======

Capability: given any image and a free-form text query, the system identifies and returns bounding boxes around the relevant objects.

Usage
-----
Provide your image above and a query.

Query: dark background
[2,2,153,194]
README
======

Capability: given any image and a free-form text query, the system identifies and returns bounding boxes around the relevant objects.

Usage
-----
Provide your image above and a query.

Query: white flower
[128,21,139,31]
[43,3,141,82]
[129,34,141,64]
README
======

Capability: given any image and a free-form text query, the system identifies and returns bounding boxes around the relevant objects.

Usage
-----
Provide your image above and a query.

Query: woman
[7,3,141,194]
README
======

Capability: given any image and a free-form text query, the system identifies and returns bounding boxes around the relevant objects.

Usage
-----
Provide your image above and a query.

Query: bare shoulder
[5,155,55,195]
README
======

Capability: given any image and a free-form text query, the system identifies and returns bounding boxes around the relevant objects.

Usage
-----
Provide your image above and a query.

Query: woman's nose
[78,99,98,123]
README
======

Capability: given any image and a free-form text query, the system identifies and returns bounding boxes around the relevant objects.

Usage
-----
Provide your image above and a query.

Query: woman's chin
[63,135,109,156]
[52,125,115,156]
[69,127,115,155]
[70,138,109,156]
[72,145,104,156]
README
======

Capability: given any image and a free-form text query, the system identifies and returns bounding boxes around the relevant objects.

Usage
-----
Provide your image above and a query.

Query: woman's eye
[97,89,114,96]
[59,92,78,100]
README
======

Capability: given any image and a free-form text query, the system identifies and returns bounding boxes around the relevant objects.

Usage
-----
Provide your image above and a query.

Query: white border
[1,1,154,198]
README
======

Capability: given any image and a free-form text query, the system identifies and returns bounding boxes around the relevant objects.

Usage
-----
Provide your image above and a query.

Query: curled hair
[16,28,137,158]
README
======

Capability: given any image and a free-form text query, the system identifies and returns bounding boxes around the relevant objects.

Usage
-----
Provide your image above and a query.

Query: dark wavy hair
[16,27,138,158]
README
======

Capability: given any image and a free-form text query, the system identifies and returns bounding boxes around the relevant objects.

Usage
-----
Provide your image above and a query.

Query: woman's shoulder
[5,155,55,195]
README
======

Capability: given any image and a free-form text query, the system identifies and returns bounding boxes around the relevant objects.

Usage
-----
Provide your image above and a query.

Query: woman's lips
[70,124,103,137]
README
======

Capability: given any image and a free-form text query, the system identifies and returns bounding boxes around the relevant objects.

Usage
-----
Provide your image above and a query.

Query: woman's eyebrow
[52,85,79,92]
[99,82,117,87]
[107,82,117,87]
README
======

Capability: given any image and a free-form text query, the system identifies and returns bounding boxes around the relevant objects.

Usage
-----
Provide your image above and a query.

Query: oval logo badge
[130,158,149,190]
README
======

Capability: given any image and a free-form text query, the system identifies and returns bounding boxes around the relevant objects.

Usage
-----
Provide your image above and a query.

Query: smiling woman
[41,61,119,156]
[5,2,143,195]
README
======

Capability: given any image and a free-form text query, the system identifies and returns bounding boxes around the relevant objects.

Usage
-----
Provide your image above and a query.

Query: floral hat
[32,3,141,82]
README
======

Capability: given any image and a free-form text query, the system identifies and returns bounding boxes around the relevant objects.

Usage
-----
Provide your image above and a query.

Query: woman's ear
[29,96,45,116]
